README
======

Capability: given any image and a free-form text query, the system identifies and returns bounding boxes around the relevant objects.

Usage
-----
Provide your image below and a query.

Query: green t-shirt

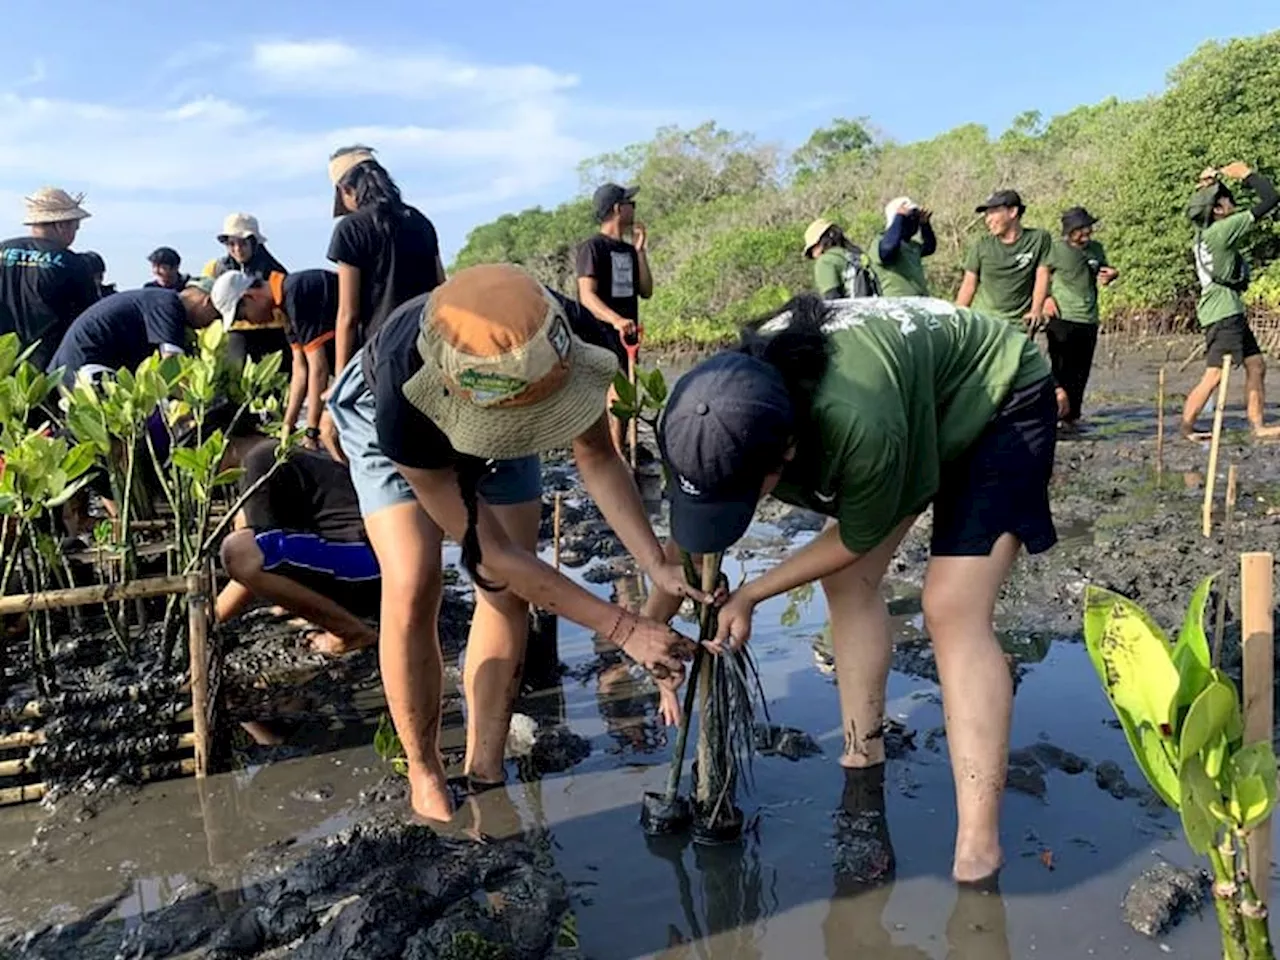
[963,228,1052,322]
[813,247,857,298]
[870,236,930,297]
[1193,211,1254,328]
[767,298,1050,554]
[1047,239,1108,324]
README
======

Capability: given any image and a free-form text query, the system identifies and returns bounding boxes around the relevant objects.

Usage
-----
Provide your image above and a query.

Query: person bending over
[647,295,1057,886]
[322,263,708,822]
[216,443,379,656]
[1181,162,1280,440]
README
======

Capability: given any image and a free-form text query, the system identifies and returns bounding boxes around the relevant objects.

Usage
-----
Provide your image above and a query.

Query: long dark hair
[820,225,856,253]
[340,158,407,236]
[737,294,834,415]
[456,457,503,592]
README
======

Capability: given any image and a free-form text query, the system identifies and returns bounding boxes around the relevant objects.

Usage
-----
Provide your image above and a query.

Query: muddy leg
[1181,365,1222,438]
[464,499,540,783]
[820,517,915,768]
[1242,355,1280,438]
[365,504,449,821]
[923,533,1021,883]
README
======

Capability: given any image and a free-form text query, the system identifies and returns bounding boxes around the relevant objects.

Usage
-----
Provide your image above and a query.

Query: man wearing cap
[576,183,652,454]
[145,247,189,290]
[1043,207,1118,426]
[1182,162,1280,439]
[956,190,1051,330]
[645,294,1058,886]
[0,187,100,371]
[870,197,935,297]
[803,220,878,299]
[212,269,339,447]
[48,280,220,385]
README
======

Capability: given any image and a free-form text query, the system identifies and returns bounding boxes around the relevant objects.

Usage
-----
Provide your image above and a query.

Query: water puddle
[0,522,1241,958]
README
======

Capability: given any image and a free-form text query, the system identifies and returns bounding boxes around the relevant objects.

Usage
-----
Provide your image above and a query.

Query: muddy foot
[307,630,376,656]
[832,765,895,890]
[1251,425,1280,441]
[409,764,455,823]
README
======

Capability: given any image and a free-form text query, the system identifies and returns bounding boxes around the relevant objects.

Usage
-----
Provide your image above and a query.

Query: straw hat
[217,213,265,243]
[803,218,835,258]
[22,187,91,225]
[401,264,619,460]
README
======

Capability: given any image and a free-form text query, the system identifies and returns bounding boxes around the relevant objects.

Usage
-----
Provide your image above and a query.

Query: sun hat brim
[23,206,91,226]
[401,335,620,461]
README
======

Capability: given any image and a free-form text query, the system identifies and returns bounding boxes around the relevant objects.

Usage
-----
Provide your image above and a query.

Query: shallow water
[0,512,1247,960]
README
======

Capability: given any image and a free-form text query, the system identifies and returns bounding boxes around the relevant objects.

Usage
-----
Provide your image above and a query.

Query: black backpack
[843,245,882,298]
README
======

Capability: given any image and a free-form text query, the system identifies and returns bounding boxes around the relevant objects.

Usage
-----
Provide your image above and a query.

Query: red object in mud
[1040,849,1055,871]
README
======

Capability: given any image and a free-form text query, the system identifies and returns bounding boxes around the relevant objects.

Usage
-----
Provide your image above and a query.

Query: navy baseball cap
[593,183,638,222]
[658,353,795,554]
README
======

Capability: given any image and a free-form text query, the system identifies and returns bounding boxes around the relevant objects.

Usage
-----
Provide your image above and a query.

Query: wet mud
[2,339,1279,958]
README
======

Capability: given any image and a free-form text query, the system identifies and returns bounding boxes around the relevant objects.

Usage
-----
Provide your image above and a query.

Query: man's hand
[1098,266,1119,286]
[710,590,758,653]
[1055,387,1070,420]
[613,614,699,682]
[1043,297,1060,319]
[1024,311,1046,334]
[319,410,347,466]
[1197,167,1220,188]
[917,207,932,224]
[897,202,915,218]
[632,223,648,252]
[646,561,716,605]
[612,316,637,339]
[1220,161,1253,180]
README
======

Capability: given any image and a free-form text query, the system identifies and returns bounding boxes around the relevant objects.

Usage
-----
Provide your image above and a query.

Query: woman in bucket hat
[645,294,1057,887]
[211,213,288,281]
[326,145,446,376]
[803,219,879,299]
[322,263,708,822]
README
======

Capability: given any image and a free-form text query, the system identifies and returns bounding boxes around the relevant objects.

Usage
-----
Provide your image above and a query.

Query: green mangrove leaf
[170,448,202,475]
[60,442,98,482]
[1227,743,1278,831]
[1131,722,1181,809]
[646,368,668,405]
[1180,754,1222,854]
[1180,679,1236,763]
[1085,589,1179,731]
[1172,575,1215,709]
[1204,734,1227,780]
[45,474,92,510]
[211,467,245,489]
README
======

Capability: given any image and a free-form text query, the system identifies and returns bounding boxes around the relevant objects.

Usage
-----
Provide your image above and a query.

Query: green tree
[791,117,875,181]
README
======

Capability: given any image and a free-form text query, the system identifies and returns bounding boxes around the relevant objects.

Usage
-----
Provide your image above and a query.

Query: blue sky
[0,0,1275,286]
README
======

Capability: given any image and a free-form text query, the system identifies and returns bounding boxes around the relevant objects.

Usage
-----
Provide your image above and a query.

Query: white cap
[217,212,266,243]
[884,196,919,228]
[211,270,257,329]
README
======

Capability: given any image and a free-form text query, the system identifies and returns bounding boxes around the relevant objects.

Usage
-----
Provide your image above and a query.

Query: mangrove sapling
[1084,576,1276,959]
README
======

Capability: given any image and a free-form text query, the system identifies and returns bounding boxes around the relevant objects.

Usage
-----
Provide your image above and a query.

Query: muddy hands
[609,610,698,683]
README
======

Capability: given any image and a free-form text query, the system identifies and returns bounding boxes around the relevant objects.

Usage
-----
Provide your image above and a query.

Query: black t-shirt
[282,269,339,369]
[363,289,603,470]
[241,443,365,542]
[575,234,639,321]
[211,248,288,281]
[327,205,441,349]
[48,288,188,383]
[0,236,100,371]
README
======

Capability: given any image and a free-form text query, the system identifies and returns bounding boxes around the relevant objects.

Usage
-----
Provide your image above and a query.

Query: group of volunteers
[0,150,1277,888]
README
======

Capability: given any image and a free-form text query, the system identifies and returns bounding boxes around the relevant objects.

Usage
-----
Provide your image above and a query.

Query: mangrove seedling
[1084,576,1275,960]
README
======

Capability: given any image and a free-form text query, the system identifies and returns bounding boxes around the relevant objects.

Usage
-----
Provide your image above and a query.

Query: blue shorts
[254,530,380,616]
[327,351,542,518]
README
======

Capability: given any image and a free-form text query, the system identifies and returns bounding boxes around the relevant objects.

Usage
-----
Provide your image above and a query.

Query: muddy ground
[1,337,1279,959]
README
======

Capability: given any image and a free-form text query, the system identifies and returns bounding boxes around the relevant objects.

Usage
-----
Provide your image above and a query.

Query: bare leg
[821,517,914,768]
[1243,356,1280,438]
[217,529,377,653]
[1181,365,1222,438]
[214,578,257,624]
[922,533,1022,883]
[365,504,449,821]
[464,499,541,783]
[606,384,625,456]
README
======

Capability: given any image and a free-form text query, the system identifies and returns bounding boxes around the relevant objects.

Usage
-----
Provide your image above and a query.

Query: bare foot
[953,846,1004,885]
[1182,427,1212,442]
[240,720,287,746]
[308,630,377,656]
[1251,425,1280,441]
[409,761,455,823]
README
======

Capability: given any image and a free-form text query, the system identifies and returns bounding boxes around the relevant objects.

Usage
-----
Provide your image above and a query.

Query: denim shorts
[326,351,542,518]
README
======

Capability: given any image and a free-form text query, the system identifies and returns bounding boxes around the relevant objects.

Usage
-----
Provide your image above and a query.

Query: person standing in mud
[646,295,1057,885]
[1043,207,1118,428]
[956,190,1051,327]
[327,145,446,376]
[576,183,653,455]
[0,188,99,371]
[1181,162,1280,440]
[871,196,935,297]
[321,263,709,822]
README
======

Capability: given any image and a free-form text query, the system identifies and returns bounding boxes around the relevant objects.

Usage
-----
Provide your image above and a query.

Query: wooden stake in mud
[186,572,212,778]
[1202,354,1233,538]
[693,554,719,810]
[1241,552,1274,905]
[1156,367,1166,482]
[552,493,562,572]
[1225,463,1239,528]
[628,346,639,471]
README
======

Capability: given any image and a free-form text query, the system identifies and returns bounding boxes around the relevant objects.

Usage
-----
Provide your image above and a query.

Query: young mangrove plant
[1084,577,1275,960]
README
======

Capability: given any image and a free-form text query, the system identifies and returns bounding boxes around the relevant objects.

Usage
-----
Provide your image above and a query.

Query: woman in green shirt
[803,219,877,299]
[647,295,1056,887]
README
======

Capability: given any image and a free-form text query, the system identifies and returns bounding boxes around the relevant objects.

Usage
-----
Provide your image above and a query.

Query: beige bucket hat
[217,213,266,243]
[22,187,91,225]
[402,264,619,460]
[803,218,835,258]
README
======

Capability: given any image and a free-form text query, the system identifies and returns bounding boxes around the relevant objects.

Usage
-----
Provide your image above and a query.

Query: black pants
[1045,319,1098,422]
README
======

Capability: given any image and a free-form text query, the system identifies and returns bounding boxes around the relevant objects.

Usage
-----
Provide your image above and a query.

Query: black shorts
[277,564,380,618]
[931,377,1058,557]
[1204,315,1261,369]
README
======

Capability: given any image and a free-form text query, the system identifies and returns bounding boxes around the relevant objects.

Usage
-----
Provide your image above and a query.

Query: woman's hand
[318,410,346,466]
[645,560,716,605]
[613,612,698,682]
[657,675,683,727]
[710,590,758,653]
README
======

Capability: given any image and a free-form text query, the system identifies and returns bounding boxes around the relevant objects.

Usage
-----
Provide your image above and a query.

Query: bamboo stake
[1242,552,1274,906]
[1202,355,1233,538]
[0,573,191,616]
[0,708,194,751]
[552,493,562,572]
[0,733,198,778]
[187,573,212,778]
[1156,367,1166,482]
[0,782,45,806]
[628,351,639,471]
[1225,464,1239,527]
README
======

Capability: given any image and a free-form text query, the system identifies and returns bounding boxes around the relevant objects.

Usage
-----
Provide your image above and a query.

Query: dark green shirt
[1047,239,1108,324]
[813,247,857,298]
[1193,211,1254,328]
[963,228,1052,322]
[870,236,930,297]
[768,299,1050,553]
